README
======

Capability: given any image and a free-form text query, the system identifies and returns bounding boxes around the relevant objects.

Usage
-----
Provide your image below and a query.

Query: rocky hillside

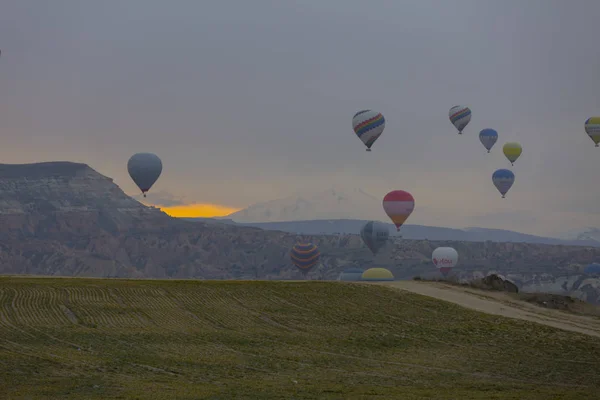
[1,162,600,285]
[187,217,600,247]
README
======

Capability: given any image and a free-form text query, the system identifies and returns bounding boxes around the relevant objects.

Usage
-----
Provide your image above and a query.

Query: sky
[0,0,599,236]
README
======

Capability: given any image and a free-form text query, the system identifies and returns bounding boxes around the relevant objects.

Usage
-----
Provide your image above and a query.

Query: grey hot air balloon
[127,153,162,197]
[360,221,390,255]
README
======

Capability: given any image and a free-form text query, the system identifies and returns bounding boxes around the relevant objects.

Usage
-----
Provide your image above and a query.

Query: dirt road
[374,280,600,338]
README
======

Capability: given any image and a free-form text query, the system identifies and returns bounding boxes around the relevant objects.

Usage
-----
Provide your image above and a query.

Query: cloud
[160,203,241,218]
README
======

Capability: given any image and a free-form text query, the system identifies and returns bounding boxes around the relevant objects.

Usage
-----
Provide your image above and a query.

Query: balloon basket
[596,144,599,147]
[366,149,371,152]
[487,150,490,153]
[501,195,505,198]
[143,193,147,198]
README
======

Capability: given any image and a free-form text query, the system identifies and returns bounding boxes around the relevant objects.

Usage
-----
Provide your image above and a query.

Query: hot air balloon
[492,169,515,198]
[290,243,320,276]
[382,190,415,232]
[585,117,600,147]
[337,268,365,281]
[360,221,390,255]
[352,110,385,151]
[502,142,522,166]
[584,263,600,274]
[448,105,471,134]
[479,129,498,153]
[432,247,458,276]
[361,268,394,281]
[127,153,163,197]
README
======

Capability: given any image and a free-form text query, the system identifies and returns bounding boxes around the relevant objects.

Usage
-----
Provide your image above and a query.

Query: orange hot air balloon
[382,190,415,232]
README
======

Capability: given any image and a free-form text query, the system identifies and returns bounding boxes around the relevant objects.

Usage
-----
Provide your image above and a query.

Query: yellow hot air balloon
[502,142,522,166]
[361,268,394,281]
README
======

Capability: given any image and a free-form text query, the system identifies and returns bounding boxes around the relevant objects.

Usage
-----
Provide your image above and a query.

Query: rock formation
[0,162,600,291]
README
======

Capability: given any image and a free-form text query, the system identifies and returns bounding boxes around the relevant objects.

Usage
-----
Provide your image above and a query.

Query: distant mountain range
[188,186,600,247]
[226,186,384,222]
[185,217,600,247]
[556,228,600,243]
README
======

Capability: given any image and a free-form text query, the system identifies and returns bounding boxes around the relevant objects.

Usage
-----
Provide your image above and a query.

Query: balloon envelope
[382,190,415,231]
[361,268,394,281]
[448,105,471,134]
[352,110,385,150]
[360,221,389,255]
[290,243,320,274]
[492,169,515,198]
[432,247,458,275]
[502,142,522,164]
[127,153,163,196]
[479,129,498,153]
[584,263,600,274]
[585,117,600,147]
[337,268,364,281]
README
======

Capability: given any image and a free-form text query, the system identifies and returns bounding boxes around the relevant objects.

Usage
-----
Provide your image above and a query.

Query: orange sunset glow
[159,203,241,218]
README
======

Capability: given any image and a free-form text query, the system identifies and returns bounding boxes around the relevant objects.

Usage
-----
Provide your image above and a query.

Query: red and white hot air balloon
[382,190,415,232]
[432,247,458,276]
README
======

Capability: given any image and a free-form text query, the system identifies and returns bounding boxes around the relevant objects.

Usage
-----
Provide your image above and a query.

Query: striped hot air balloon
[352,110,386,151]
[290,243,320,276]
[382,190,415,232]
[448,105,471,134]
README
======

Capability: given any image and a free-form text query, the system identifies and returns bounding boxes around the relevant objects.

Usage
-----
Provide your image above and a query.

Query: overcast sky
[0,0,599,236]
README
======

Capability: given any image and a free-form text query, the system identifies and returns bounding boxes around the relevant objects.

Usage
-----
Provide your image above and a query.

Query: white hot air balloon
[432,247,458,276]
[448,105,471,134]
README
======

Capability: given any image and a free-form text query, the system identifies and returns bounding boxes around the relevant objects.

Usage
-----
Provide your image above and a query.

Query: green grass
[0,277,599,399]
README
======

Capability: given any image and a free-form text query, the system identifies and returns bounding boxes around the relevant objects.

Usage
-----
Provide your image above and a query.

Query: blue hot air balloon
[492,169,515,198]
[290,243,320,276]
[584,263,600,275]
[337,268,365,281]
[479,129,498,153]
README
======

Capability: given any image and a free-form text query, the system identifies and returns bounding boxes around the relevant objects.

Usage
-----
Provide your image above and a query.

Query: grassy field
[0,277,599,399]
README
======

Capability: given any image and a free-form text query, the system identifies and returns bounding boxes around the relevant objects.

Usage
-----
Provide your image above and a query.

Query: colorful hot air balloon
[360,221,390,255]
[290,243,320,276]
[127,153,163,197]
[492,169,515,198]
[585,117,600,147]
[382,190,415,232]
[352,110,385,151]
[448,105,471,134]
[502,142,522,166]
[432,247,458,276]
[479,129,498,153]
